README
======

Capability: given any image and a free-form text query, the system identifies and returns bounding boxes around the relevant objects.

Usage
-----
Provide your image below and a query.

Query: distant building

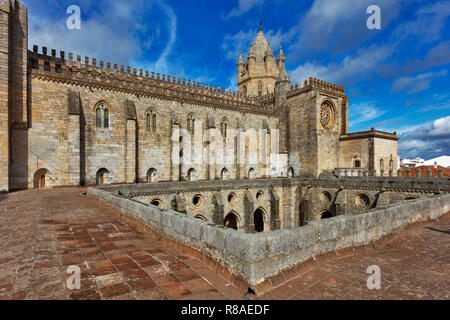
[423,156,450,169]
[400,158,425,168]
[400,165,450,178]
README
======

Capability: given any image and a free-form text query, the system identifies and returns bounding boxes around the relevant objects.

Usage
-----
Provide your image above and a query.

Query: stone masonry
[0,1,400,192]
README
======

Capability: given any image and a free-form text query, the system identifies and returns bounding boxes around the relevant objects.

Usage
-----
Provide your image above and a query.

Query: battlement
[288,77,346,98]
[340,128,399,141]
[28,46,277,115]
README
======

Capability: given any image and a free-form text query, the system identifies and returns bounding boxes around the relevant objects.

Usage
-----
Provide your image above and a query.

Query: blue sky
[23,0,450,160]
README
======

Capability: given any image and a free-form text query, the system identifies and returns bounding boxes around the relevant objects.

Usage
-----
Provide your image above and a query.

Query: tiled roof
[401,165,450,177]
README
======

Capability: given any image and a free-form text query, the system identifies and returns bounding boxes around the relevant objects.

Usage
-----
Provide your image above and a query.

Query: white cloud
[29,0,177,73]
[391,70,448,94]
[225,0,265,19]
[394,1,450,42]
[399,116,450,159]
[349,101,387,125]
[289,44,394,86]
[288,0,404,59]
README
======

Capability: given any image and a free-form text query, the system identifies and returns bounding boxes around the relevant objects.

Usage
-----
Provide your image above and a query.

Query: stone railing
[88,186,450,294]
[335,168,364,177]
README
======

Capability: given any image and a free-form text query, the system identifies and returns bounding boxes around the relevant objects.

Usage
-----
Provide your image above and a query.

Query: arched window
[145,110,157,132]
[103,108,109,128]
[220,118,228,139]
[146,113,151,131]
[248,168,256,179]
[288,167,295,178]
[96,108,102,128]
[95,102,109,129]
[258,81,263,97]
[152,114,157,132]
[147,168,157,183]
[243,86,247,96]
[187,114,195,135]
[187,168,196,181]
[380,159,385,171]
[220,168,230,180]
[354,160,361,168]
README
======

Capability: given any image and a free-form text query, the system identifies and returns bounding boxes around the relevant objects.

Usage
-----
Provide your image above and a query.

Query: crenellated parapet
[340,128,399,142]
[287,77,346,98]
[28,46,278,116]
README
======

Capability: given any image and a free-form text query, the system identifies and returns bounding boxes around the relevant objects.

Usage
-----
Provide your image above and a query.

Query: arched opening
[224,212,239,230]
[192,194,204,208]
[288,167,294,178]
[256,191,264,201]
[258,81,263,97]
[299,201,308,227]
[254,208,265,233]
[195,215,208,222]
[147,168,157,183]
[187,168,196,181]
[220,168,230,180]
[150,199,163,208]
[354,160,361,168]
[96,168,109,185]
[34,169,49,189]
[356,194,371,209]
[320,191,332,205]
[248,168,256,179]
[321,211,333,219]
[228,193,236,203]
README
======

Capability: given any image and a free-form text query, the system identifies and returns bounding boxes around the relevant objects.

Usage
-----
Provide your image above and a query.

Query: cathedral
[0,0,399,193]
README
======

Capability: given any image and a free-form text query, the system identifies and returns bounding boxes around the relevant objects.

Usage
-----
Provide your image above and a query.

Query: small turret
[247,45,256,75]
[277,47,285,71]
[237,52,245,82]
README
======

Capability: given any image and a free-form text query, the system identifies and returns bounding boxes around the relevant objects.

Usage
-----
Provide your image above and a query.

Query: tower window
[146,110,157,132]
[187,114,195,135]
[95,102,109,129]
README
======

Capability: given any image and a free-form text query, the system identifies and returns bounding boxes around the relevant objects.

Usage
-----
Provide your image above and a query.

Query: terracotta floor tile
[1,188,448,301]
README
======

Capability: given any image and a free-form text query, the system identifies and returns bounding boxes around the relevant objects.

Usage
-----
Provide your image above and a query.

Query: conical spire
[237,51,245,65]
[248,44,255,59]
[278,46,285,61]
[277,60,290,83]
[265,45,274,58]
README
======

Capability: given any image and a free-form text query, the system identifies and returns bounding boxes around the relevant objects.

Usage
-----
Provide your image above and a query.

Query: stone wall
[0,0,9,193]
[88,184,450,293]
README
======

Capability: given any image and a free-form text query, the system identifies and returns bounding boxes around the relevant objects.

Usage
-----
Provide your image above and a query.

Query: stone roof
[249,30,273,62]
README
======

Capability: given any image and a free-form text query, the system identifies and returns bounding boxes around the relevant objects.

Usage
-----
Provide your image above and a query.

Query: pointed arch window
[187,114,195,135]
[258,81,263,97]
[95,102,109,129]
[145,109,157,132]
[220,118,228,139]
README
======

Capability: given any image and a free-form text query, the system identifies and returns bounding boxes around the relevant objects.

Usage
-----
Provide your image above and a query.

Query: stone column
[6,1,29,191]
[270,187,281,230]
[0,1,10,192]
[125,119,136,183]
[244,191,255,233]
[212,193,224,225]
[170,123,180,181]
